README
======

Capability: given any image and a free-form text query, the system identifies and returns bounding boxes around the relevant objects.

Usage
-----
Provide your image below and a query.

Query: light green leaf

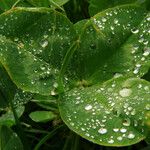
[0,125,23,150]
[59,77,150,146]
[29,111,57,122]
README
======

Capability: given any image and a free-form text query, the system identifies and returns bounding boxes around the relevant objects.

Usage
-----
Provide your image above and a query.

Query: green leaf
[0,63,30,126]
[0,125,23,150]
[66,5,149,86]
[88,0,148,16]
[59,5,150,147]
[29,111,56,122]
[59,77,150,146]
[0,7,76,95]
[0,106,25,126]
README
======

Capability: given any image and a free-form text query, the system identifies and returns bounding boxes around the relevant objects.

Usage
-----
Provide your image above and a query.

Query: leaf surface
[59,77,150,146]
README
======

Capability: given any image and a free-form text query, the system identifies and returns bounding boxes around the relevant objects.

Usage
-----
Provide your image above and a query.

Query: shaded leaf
[0,125,23,150]
[0,7,76,95]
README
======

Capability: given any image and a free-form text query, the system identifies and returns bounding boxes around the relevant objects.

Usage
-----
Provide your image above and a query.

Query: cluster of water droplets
[61,77,150,145]
[130,14,150,77]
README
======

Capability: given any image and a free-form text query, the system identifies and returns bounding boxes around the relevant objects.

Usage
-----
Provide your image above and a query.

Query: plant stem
[34,124,64,150]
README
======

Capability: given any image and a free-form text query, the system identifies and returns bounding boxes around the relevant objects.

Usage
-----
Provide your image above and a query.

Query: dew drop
[120,128,127,133]
[108,139,114,144]
[131,28,139,34]
[128,133,135,139]
[123,118,131,126]
[40,40,48,48]
[117,136,123,141]
[113,128,119,132]
[98,128,107,134]
[119,88,132,97]
[85,104,92,110]
[146,104,150,110]
[102,17,107,22]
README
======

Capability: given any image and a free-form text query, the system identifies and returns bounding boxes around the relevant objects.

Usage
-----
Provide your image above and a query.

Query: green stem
[34,124,64,150]
[12,0,21,8]
[49,0,65,11]
[72,134,80,150]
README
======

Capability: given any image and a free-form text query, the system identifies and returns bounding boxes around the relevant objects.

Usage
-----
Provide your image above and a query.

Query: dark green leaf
[0,125,23,150]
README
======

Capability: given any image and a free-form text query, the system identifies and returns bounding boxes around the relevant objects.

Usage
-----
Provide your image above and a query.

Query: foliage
[0,0,150,149]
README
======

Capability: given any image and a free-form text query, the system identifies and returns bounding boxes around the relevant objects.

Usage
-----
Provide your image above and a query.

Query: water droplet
[98,128,107,134]
[114,19,118,24]
[85,104,92,110]
[113,128,119,132]
[131,28,139,34]
[40,40,48,48]
[120,128,127,133]
[147,17,150,21]
[108,139,114,144]
[51,90,56,96]
[128,132,135,139]
[146,104,150,110]
[119,88,132,97]
[117,136,123,141]
[143,48,150,56]
[123,118,131,126]
[102,17,107,22]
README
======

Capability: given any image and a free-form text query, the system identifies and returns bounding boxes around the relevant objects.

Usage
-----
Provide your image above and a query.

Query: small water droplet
[131,28,139,34]
[40,40,48,48]
[113,128,119,132]
[128,132,135,139]
[98,128,107,134]
[117,136,123,141]
[102,18,107,22]
[120,128,127,133]
[108,139,114,144]
[119,88,132,97]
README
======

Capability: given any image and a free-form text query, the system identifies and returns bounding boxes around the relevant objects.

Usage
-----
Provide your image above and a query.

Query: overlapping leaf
[59,4,150,146]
